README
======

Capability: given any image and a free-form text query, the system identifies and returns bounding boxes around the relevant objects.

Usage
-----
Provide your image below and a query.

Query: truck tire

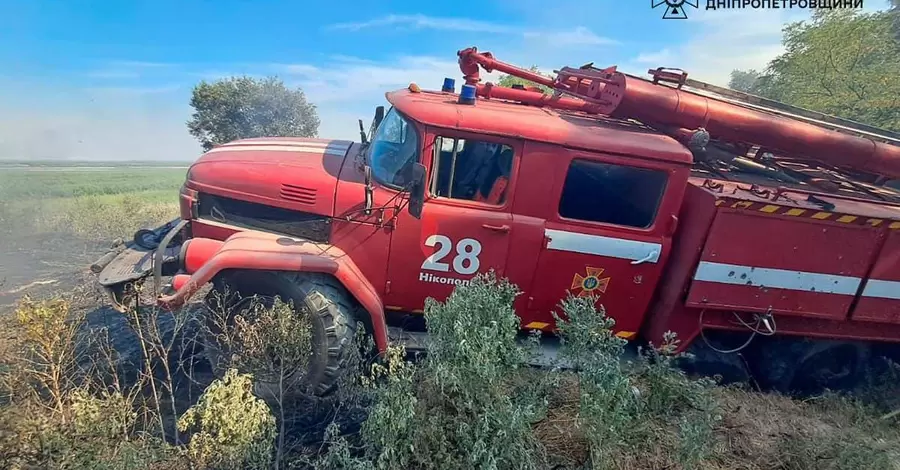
[750,338,869,396]
[202,270,360,399]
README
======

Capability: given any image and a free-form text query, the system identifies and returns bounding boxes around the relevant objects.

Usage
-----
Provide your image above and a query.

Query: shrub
[355,273,551,470]
[228,298,314,391]
[1,297,186,470]
[70,389,137,441]
[635,332,719,469]
[554,295,720,470]
[14,296,85,417]
[177,368,276,470]
[554,295,641,469]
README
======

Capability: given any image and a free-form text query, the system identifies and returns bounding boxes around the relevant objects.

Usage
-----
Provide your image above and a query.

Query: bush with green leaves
[14,296,86,417]
[349,273,551,470]
[555,295,720,470]
[177,368,276,470]
[554,296,642,468]
[636,332,719,468]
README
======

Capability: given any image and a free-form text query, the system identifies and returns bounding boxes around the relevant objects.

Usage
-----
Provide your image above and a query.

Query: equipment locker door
[526,154,683,338]
[383,130,520,312]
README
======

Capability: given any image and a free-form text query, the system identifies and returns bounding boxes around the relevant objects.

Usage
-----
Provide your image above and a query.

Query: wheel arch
[158,231,389,351]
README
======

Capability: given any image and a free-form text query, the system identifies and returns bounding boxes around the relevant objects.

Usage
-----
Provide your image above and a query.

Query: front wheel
[203,270,360,399]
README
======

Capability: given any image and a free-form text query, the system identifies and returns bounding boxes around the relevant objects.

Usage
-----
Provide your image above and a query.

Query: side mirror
[406,163,426,219]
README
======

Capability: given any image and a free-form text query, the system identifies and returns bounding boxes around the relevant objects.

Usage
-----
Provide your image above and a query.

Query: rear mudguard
[157,231,389,351]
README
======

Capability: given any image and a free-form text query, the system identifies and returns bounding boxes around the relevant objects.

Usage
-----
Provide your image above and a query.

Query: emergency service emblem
[571,267,610,297]
[651,0,698,20]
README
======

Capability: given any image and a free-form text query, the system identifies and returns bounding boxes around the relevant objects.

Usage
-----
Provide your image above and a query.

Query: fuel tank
[185,137,355,217]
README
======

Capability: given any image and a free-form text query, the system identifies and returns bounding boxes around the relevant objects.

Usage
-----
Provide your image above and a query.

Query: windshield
[368,107,419,188]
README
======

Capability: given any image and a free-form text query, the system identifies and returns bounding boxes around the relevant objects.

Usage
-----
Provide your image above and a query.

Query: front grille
[197,193,330,243]
[280,183,317,205]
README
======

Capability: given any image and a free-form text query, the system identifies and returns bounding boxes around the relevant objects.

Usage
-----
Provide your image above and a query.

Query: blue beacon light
[458,84,477,105]
[442,77,456,93]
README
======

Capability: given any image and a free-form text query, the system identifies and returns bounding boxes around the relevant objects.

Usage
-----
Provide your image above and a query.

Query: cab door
[526,151,685,337]
[383,129,520,311]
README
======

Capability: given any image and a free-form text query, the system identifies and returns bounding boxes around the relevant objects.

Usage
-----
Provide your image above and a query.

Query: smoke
[0,81,200,162]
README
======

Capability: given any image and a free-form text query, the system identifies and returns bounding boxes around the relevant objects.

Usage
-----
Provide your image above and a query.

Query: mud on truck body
[94,46,900,396]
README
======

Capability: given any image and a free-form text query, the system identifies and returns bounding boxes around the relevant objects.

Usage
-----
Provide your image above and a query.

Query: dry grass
[533,378,900,470]
[533,373,588,466]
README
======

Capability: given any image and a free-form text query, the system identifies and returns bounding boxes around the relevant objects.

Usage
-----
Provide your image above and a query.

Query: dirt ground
[0,232,107,310]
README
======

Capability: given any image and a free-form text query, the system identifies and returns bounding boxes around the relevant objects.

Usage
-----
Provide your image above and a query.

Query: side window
[559,159,667,228]
[430,136,514,205]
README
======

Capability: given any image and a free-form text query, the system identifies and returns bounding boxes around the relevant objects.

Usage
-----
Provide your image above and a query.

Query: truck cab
[355,86,692,338]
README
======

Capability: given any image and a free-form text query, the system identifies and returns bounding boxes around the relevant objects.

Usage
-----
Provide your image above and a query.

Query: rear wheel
[203,270,360,399]
[750,338,869,396]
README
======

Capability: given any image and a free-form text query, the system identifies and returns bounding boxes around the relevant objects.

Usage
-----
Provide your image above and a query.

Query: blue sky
[0,0,889,160]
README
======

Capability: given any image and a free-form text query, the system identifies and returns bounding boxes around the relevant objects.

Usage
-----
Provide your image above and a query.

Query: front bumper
[91,218,188,312]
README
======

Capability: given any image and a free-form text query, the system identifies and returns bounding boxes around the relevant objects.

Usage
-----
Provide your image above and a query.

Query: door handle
[630,250,659,265]
[482,223,511,233]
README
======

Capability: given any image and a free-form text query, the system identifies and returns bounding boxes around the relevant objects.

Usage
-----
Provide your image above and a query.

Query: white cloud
[85,69,142,79]
[278,55,504,141]
[106,60,174,69]
[328,14,515,33]
[0,102,199,161]
[279,55,503,104]
[523,26,619,46]
[632,48,675,65]
[276,63,321,76]
[84,60,180,84]
[326,14,616,47]
[84,85,182,95]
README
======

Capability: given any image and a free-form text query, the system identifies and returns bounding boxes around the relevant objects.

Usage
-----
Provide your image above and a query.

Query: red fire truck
[93,46,900,396]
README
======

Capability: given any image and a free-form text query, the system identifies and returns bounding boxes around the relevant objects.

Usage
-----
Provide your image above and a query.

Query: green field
[0,167,185,240]
[0,159,192,168]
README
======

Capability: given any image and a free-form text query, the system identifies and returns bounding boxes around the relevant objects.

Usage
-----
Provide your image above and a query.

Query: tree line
[728,6,900,132]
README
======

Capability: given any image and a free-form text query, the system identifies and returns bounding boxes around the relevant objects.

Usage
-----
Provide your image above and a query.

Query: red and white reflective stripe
[205,145,349,156]
[693,262,862,295]
[219,139,350,148]
[205,139,352,157]
[694,261,900,299]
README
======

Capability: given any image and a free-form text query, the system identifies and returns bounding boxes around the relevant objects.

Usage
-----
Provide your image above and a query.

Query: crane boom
[457,47,900,181]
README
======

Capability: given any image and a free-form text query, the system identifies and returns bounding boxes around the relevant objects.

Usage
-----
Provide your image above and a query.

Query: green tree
[187,76,320,151]
[731,9,900,132]
[727,69,763,94]
[497,65,554,94]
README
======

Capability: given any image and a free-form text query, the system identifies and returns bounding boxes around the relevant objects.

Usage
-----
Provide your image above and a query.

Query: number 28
[421,235,482,275]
